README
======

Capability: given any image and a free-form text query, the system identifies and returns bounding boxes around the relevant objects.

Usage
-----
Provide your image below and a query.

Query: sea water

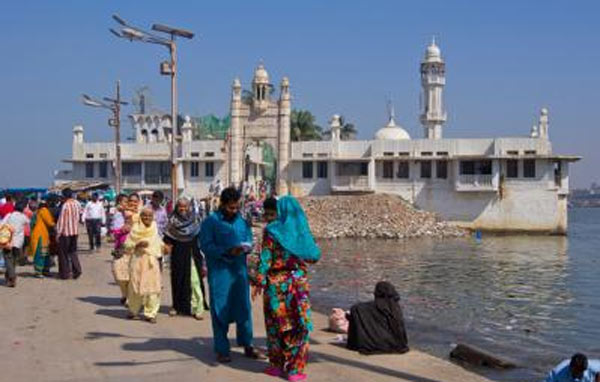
[310,208,600,381]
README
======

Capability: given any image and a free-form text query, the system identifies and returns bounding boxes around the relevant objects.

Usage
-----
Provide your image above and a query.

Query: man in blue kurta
[545,353,600,382]
[200,187,263,363]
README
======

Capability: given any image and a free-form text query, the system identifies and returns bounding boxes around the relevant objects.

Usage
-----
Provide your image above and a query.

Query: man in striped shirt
[56,188,82,279]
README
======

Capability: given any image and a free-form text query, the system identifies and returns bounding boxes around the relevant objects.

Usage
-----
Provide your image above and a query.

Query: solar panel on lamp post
[110,14,194,203]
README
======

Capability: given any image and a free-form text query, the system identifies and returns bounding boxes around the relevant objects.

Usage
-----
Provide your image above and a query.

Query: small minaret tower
[538,107,549,139]
[181,115,194,142]
[420,38,447,139]
[252,63,270,113]
[329,114,342,157]
[72,124,84,158]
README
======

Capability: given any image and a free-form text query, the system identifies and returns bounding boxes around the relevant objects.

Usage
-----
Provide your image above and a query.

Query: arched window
[151,129,159,142]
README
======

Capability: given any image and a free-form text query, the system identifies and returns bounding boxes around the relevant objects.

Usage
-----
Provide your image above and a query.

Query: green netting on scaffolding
[193,114,231,140]
[262,143,277,184]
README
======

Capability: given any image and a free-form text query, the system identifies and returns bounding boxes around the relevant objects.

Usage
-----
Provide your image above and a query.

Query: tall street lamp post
[110,14,194,202]
[82,80,128,194]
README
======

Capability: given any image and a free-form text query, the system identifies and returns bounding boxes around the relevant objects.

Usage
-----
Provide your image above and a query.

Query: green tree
[290,109,322,141]
[339,115,358,140]
[322,115,358,140]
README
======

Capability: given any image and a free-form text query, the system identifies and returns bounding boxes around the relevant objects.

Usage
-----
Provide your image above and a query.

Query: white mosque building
[58,41,579,233]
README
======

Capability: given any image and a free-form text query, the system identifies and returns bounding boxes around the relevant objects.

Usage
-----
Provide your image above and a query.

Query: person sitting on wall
[545,353,600,382]
[346,281,409,355]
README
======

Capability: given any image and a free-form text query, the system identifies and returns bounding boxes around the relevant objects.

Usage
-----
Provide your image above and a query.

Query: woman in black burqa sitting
[347,281,409,355]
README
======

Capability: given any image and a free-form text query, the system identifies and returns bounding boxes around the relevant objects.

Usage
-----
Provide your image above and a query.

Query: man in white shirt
[82,193,106,251]
[2,200,30,286]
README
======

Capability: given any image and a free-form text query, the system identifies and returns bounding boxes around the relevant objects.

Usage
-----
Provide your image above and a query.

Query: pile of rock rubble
[298,194,467,239]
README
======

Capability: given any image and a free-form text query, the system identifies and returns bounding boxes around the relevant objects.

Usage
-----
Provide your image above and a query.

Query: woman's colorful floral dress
[255,230,312,376]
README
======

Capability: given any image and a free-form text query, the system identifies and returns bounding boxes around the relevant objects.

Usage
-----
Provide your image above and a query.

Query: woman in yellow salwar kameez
[123,207,164,323]
[29,200,56,277]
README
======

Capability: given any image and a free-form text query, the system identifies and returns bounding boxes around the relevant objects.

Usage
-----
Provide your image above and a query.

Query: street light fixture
[82,94,105,108]
[110,14,194,203]
[81,81,128,194]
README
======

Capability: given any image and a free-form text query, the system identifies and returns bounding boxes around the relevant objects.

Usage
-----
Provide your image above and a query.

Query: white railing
[291,141,333,159]
[332,175,370,191]
[121,143,170,159]
[456,174,495,191]
[122,176,142,186]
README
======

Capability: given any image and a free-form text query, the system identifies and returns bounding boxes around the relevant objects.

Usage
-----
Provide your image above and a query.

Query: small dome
[375,118,410,140]
[253,63,269,84]
[424,39,442,63]
[375,127,411,140]
[73,125,84,133]
[330,114,341,125]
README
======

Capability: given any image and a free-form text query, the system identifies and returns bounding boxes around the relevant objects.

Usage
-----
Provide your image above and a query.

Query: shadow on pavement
[88,331,443,381]
[92,334,265,374]
[310,351,443,382]
[78,296,122,307]
[94,308,129,320]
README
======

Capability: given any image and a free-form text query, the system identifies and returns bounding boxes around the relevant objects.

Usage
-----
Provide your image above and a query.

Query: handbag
[0,223,13,250]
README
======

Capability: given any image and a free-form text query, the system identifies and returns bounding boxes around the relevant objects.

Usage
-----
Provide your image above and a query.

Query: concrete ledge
[0,242,492,382]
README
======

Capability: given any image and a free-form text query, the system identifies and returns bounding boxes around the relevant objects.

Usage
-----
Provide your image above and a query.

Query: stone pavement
[0,243,491,382]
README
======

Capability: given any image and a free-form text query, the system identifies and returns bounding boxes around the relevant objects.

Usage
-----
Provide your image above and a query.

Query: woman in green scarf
[251,196,321,382]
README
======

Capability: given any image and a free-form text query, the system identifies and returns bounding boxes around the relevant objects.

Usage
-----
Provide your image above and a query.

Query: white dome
[375,127,411,140]
[424,39,442,63]
[375,119,410,140]
[253,63,269,84]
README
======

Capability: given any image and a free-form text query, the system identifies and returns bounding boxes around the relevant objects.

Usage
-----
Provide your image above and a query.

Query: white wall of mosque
[289,157,571,234]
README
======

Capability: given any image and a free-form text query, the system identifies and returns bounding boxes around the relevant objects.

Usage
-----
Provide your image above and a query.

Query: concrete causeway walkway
[0,244,491,382]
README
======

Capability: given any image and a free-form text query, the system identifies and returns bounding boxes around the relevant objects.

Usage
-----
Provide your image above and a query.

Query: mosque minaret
[420,38,447,139]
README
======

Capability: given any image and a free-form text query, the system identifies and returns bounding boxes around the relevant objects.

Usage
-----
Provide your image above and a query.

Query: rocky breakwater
[299,194,467,239]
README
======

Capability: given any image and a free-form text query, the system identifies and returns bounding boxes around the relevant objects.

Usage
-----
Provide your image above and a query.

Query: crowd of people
[1,184,598,381]
[0,184,320,380]
[0,190,81,282]
[108,186,324,380]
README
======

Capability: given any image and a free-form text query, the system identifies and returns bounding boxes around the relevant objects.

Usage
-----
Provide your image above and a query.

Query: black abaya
[164,236,209,315]
[347,281,409,355]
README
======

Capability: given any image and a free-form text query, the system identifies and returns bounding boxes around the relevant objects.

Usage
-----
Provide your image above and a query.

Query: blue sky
[0,0,598,187]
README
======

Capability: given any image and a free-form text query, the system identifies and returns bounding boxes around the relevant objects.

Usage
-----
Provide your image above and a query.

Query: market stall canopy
[48,181,110,193]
